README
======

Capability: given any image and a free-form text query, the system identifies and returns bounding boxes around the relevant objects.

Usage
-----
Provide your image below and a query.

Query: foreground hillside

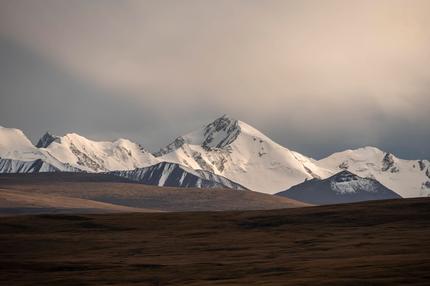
[0,198,429,285]
[0,173,306,214]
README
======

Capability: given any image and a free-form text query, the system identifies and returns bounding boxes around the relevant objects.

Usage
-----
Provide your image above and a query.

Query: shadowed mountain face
[35,132,60,148]
[277,170,402,205]
[0,158,61,173]
[110,161,247,190]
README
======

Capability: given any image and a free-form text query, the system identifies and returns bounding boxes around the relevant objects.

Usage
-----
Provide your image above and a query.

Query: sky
[0,0,429,159]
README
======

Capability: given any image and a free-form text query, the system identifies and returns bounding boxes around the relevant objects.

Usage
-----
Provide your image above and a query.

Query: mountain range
[1,115,429,201]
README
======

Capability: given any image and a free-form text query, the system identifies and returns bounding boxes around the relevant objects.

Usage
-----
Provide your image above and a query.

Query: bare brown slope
[0,173,308,213]
[0,189,158,215]
[0,198,429,285]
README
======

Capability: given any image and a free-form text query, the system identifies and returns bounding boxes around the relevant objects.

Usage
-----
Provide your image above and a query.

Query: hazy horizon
[1,0,429,159]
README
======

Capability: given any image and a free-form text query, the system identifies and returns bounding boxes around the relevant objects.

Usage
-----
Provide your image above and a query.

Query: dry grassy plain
[0,197,429,285]
[0,173,307,214]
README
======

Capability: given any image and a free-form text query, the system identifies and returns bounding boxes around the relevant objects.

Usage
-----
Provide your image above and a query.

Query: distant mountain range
[1,115,429,202]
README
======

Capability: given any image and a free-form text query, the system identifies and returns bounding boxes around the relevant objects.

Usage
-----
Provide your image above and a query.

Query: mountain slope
[0,158,77,173]
[0,126,43,161]
[40,132,159,172]
[0,126,77,172]
[0,126,159,174]
[277,170,401,205]
[111,162,247,190]
[317,147,430,198]
[155,115,332,194]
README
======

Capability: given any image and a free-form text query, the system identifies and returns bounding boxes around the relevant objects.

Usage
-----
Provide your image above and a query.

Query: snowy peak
[0,126,40,160]
[156,115,280,156]
[196,115,274,149]
[36,132,60,148]
[154,115,242,156]
[200,115,241,149]
[319,146,391,171]
[155,115,332,193]
[317,147,430,198]
[0,125,158,174]
[0,126,81,172]
[0,126,34,152]
[43,132,158,172]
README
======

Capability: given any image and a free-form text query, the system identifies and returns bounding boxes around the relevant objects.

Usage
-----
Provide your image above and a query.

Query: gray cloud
[0,0,429,159]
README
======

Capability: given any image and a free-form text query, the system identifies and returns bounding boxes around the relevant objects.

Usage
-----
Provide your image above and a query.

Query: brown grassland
[0,173,307,213]
[0,197,429,285]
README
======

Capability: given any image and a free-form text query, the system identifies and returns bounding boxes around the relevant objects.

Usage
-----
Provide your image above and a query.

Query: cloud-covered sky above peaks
[0,0,429,159]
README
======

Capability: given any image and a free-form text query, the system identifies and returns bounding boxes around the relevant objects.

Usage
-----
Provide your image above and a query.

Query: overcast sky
[0,0,429,159]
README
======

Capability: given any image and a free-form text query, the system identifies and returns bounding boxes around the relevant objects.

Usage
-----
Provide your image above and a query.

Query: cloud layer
[1,0,429,159]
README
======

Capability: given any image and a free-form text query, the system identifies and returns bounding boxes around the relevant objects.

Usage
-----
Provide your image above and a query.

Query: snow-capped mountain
[317,147,430,198]
[41,132,159,172]
[276,170,401,205]
[0,126,158,173]
[111,161,247,190]
[1,120,429,198]
[0,126,44,161]
[0,126,76,172]
[155,115,332,194]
